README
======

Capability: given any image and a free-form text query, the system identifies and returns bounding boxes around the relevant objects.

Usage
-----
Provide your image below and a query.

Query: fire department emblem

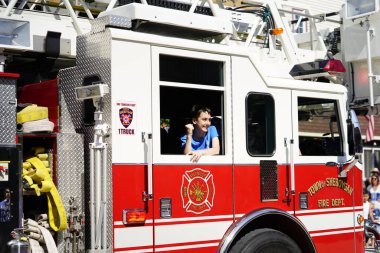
[181,168,215,214]
[119,107,133,128]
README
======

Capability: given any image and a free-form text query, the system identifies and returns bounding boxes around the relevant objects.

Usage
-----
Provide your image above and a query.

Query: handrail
[62,0,84,34]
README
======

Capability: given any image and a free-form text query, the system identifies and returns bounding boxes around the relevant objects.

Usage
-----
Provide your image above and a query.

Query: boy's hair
[363,188,370,195]
[191,105,211,120]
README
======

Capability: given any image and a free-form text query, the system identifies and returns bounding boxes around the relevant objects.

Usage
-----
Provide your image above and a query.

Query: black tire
[229,228,302,253]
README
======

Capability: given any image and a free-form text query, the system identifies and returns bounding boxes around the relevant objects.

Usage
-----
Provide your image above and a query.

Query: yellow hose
[24,157,67,231]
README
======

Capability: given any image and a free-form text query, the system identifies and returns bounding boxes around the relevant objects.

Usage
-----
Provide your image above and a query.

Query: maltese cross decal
[181,168,215,214]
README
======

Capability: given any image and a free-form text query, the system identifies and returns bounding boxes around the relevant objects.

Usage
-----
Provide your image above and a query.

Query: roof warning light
[289,59,346,82]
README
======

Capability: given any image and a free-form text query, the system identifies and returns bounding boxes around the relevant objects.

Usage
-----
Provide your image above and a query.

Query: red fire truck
[54,0,365,252]
[0,0,365,252]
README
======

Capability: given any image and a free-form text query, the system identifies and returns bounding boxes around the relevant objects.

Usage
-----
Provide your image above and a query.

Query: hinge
[142,191,153,201]
[141,132,146,143]
[282,187,291,205]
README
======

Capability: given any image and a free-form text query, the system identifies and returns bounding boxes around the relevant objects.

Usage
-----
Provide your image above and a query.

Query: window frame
[292,91,347,164]
[151,47,232,165]
[245,92,276,157]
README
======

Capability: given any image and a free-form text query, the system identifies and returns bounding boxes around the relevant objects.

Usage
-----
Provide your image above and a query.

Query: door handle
[142,132,153,201]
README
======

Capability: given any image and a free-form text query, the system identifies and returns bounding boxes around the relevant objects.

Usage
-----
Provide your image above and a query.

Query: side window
[246,93,275,156]
[159,55,224,86]
[298,97,343,156]
[159,54,225,155]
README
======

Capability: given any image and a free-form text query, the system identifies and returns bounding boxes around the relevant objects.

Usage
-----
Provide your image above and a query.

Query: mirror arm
[338,156,358,178]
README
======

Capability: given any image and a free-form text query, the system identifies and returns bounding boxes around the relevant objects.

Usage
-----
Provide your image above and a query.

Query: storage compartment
[0,144,22,253]
[18,79,59,132]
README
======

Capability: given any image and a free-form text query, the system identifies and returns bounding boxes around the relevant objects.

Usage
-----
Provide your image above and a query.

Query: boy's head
[363,189,370,203]
[191,105,212,133]
[191,105,212,121]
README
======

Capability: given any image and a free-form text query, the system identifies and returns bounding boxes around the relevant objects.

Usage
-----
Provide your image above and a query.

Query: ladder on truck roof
[97,0,341,66]
[0,0,333,44]
[0,0,339,76]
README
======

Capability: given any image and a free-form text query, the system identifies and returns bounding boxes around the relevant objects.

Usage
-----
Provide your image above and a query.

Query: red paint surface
[112,163,363,253]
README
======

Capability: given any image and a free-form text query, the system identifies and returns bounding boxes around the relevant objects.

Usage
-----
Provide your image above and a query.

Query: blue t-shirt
[181,125,218,151]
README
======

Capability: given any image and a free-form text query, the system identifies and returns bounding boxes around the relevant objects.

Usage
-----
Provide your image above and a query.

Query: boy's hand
[185,124,194,136]
[187,150,202,163]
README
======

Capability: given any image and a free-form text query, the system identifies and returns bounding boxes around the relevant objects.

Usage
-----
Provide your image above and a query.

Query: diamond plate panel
[0,78,17,143]
[90,15,132,34]
[260,160,278,201]
[59,67,83,132]
[59,89,77,133]
[56,133,84,253]
[58,28,113,251]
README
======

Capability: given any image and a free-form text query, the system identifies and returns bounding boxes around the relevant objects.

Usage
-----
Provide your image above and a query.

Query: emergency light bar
[289,59,346,80]
[75,83,109,100]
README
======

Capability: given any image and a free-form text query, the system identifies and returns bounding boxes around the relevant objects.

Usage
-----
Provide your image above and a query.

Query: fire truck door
[151,47,234,252]
[232,85,293,217]
[291,91,356,252]
[230,54,293,219]
[111,41,154,253]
